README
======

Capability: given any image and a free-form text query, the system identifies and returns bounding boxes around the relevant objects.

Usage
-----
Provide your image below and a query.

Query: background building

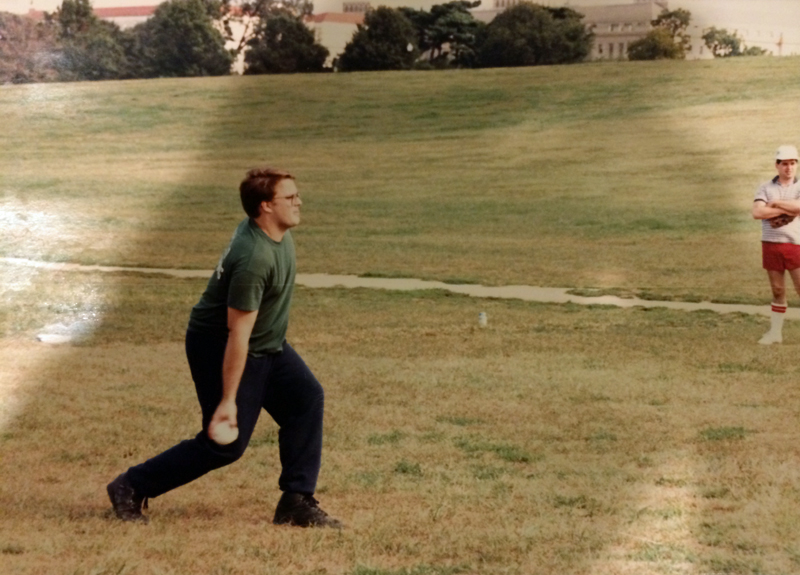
[306,0,800,62]
[303,11,364,67]
[92,4,155,27]
[9,0,800,67]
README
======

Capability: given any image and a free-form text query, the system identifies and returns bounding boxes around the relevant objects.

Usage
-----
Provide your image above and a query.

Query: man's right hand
[209,400,238,439]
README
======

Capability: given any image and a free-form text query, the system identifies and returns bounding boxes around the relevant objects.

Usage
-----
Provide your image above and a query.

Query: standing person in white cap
[752,145,800,344]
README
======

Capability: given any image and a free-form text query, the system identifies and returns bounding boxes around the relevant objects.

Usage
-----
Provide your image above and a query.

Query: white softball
[209,421,239,445]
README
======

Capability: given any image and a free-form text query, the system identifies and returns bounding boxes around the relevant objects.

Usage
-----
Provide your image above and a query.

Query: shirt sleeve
[754,184,770,203]
[227,268,266,312]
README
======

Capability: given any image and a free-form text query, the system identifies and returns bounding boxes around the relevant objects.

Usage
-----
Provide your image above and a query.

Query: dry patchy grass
[3,271,800,574]
[6,53,800,575]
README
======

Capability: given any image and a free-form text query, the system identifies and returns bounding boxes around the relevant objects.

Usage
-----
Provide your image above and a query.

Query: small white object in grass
[209,421,239,445]
[37,333,73,344]
[478,312,487,327]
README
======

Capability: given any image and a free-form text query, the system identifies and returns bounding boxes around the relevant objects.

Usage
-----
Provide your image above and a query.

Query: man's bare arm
[767,199,800,217]
[753,200,785,220]
[208,307,258,436]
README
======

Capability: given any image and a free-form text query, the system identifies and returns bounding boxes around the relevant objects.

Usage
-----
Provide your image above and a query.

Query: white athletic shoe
[758,331,783,345]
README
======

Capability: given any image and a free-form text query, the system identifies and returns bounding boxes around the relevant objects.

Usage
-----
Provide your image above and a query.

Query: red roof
[25,9,46,21]
[93,6,157,18]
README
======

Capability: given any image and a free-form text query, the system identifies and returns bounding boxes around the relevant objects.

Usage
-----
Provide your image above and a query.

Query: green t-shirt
[188,218,296,355]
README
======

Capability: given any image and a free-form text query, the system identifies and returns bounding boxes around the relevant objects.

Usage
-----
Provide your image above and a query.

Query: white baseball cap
[776,145,799,161]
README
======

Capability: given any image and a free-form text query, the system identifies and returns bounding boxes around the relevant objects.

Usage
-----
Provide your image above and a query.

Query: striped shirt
[754,176,800,243]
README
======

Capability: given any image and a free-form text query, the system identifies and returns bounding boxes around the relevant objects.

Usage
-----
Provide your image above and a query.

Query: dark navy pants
[126,330,324,498]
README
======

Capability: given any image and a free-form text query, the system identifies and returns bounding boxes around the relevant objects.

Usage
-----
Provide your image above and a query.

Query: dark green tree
[400,1,484,67]
[627,27,683,60]
[702,27,769,57]
[742,45,769,56]
[61,22,128,80]
[475,3,592,68]
[55,0,95,37]
[337,7,419,72]
[702,27,741,57]
[217,0,312,59]
[652,8,691,53]
[126,0,233,78]
[0,11,60,83]
[243,9,328,73]
[54,0,129,80]
[628,8,691,61]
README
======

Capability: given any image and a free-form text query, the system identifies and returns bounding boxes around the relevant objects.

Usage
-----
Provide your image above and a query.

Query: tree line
[337,2,593,71]
[0,0,769,84]
[0,0,594,82]
[625,8,768,61]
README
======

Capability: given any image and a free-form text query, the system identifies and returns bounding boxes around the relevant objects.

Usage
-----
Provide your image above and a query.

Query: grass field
[4,271,800,574]
[4,57,800,299]
[4,56,800,574]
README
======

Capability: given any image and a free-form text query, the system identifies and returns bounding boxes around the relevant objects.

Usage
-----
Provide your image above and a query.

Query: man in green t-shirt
[107,167,341,528]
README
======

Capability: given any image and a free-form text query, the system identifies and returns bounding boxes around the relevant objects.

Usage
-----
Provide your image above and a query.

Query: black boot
[273,492,342,528]
[107,472,149,524]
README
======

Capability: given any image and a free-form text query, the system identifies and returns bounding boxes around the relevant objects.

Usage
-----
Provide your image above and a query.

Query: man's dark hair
[240,167,295,218]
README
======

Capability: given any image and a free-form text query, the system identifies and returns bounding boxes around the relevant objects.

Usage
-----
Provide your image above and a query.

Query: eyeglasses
[272,192,301,205]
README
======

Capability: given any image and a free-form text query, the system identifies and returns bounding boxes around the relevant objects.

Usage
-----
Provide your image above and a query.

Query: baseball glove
[769,214,796,228]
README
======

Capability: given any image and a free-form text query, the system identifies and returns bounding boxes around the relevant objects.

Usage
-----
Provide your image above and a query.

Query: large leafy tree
[627,27,683,60]
[652,8,691,54]
[243,9,328,73]
[628,8,691,61]
[702,27,769,58]
[55,0,95,37]
[126,0,233,77]
[59,21,129,80]
[0,11,60,83]
[400,1,483,67]
[337,7,420,72]
[475,3,592,68]
[217,0,312,60]
[55,0,129,81]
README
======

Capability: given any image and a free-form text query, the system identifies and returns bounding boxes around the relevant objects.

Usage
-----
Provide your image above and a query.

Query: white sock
[771,303,787,333]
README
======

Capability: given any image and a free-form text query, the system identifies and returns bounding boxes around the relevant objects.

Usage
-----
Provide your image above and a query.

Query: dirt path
[3,256,789,319]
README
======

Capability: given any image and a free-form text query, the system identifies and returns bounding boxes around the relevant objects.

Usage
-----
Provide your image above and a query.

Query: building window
[609,43,614,57]
[343,2,369,12]
[610,23,619,32]
[598,43,604,56]
[619,42,625,55]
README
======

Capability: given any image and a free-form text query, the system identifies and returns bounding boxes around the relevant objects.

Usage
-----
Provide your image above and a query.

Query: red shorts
[762,241,800,271]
